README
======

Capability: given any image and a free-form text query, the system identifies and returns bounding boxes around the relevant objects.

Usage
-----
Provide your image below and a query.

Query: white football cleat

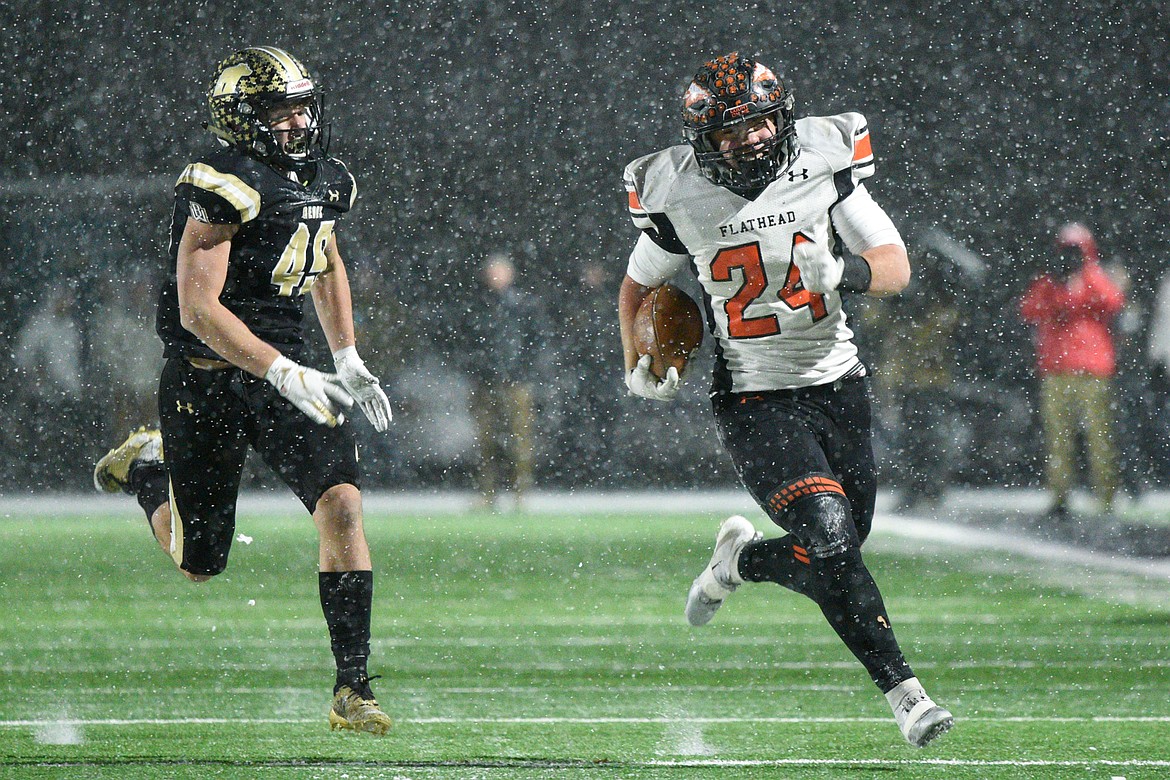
[886,677,954,747]
[684,515,761,626]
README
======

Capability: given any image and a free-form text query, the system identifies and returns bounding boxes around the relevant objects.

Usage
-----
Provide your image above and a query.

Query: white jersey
[624,112,904,393]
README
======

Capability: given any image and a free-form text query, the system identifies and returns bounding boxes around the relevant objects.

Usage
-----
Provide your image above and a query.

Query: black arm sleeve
[838,253,872,294]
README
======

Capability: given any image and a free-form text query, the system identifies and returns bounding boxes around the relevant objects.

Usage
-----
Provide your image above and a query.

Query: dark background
[1,1,1166,494]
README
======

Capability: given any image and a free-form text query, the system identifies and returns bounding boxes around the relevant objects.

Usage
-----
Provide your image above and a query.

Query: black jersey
[156,146,357,360]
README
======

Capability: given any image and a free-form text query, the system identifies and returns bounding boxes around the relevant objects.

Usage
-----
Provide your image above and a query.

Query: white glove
[792,238,844,294]
[625,354,681,401]
[333,346,393,432]
[265,355,354,427]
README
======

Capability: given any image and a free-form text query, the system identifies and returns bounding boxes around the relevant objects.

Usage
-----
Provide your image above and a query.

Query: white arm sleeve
[831,184,905,254]
[626,231,690,287]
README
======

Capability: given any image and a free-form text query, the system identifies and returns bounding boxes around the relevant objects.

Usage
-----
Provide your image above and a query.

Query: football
[632,283,704,380]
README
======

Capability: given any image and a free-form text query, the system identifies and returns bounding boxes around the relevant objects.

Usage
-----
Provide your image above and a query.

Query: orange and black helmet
[682,52,797,191]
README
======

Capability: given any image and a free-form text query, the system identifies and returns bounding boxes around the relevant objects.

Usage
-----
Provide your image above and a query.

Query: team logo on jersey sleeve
[189,201,211,223]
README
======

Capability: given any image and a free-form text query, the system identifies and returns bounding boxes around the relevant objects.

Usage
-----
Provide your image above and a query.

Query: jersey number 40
[271,220,335,296]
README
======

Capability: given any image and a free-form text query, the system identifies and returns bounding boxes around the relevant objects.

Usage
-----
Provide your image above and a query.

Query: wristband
[839,253,872,293]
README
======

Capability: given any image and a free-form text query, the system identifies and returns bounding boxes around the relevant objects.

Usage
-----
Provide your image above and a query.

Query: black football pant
[158,357,361,576]
[713,377,913,692]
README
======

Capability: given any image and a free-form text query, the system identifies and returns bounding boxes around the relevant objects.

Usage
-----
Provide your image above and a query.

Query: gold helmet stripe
[176,163,262,222]
[251,46,308,83]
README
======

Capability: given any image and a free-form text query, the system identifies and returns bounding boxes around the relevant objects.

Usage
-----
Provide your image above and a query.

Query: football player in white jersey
[617,52,953,748]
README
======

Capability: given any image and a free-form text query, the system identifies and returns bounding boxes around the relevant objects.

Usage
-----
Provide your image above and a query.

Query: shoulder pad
[175,157,262,224]
[796,112,875,181]
[623,145,693,232]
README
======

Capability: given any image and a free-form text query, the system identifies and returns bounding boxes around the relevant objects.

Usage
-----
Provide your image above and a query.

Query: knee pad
[766,475,858,560]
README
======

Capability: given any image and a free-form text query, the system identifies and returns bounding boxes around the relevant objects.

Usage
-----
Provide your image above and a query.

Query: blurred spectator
[1020,222,1126,520]
[1100,257,1154,497]
[461,252,547,509]
[89,274,164,436]
[871,251,962,512]
[14,285,83,397]
[555,261,621,487]
[1145,270,1170,478]
[12,284,85,483]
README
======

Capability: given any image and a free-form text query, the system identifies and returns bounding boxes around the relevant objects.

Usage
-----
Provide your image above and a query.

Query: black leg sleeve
[738,534,814,597]
[808,546,914,693]
[129,463,169,527]
[319,570,374,688]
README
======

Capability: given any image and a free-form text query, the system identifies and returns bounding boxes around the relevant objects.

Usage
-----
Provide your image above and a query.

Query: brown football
[632,283,704,380]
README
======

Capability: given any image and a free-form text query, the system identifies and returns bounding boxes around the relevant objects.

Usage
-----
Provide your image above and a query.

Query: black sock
[738,535,813,597]
[129,463,169,529]
[319,571,374,691]
[806,547,913,693]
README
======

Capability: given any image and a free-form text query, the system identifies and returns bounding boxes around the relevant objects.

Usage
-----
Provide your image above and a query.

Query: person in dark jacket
[464,252,545,509]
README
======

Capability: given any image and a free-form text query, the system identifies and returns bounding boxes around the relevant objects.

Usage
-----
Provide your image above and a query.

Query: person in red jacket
[1020,222,1126,520]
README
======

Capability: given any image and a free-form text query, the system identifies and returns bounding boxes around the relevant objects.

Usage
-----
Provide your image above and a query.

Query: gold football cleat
[329,685,392,735]
[93,427,163,494]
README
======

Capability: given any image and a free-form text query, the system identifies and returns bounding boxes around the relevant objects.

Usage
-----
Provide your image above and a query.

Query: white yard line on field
[4,715,1170,727]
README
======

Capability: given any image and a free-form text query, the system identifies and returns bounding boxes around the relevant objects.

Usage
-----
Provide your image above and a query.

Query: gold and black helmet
[682,52,797,191]
[206,46,328,170]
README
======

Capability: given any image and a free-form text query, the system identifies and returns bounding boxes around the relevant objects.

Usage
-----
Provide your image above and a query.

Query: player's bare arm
[618,274,682,402]
[310,233,357,354]
[860,243,910,296]
[175,217,280,377]
[618,274,655,373]
[313,232,393,431]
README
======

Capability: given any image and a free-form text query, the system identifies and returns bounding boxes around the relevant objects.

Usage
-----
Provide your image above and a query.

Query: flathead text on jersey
[718,210,798,238]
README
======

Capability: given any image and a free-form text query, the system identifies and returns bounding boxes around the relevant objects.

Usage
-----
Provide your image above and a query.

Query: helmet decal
[683,81,714,109]
[211,63,255,100]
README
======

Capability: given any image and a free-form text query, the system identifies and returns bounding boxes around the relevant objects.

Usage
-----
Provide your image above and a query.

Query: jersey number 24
[710,236,829,339]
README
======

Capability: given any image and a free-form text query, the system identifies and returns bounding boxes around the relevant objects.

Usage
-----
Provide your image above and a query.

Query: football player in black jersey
[93,46,394,735]
[618,53,953,747]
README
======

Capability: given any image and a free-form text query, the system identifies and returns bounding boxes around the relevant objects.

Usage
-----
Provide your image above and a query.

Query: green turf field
[1,501,1168,779]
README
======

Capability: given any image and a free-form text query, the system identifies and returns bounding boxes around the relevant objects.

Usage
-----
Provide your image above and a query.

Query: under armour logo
[328,189,340,202]
[787,168,809,181]
[176,400,194,414]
